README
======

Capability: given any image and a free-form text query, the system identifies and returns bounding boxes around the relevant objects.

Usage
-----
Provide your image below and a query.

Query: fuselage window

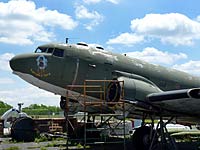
[53,48,64,57]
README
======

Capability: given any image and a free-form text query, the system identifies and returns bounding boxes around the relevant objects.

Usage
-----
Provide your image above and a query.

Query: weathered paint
[9,42,200,123]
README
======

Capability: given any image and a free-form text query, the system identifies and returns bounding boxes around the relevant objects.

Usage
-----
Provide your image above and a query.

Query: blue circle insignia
[36,55,48,70]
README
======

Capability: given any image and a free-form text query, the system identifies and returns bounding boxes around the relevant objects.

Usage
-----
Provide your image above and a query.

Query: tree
[0,100,12,116]
[22,104,61,116]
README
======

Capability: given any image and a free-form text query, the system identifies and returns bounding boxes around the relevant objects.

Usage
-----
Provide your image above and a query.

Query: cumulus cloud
[83,0,119,4]
[0,0,77,45]
[0,85,60,107]
[107,33,144,45]
[108,13,200,46]
[0,53,15,71]
[196,15,200,22]
[173,61,200,75]
[75,5,103,30]
[125,47,187,65]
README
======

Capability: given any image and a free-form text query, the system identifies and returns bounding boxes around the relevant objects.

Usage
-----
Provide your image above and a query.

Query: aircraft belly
[13,71,114,113]
[14,71,67,96]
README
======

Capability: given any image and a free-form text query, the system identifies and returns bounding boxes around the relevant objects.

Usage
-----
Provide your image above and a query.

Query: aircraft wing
[112,70,200,123]
[146,88,200,119]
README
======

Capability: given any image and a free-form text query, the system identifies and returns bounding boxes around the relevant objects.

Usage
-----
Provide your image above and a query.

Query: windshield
[35,47,48,53]
[35,47,55,53]
[35,47,64,57]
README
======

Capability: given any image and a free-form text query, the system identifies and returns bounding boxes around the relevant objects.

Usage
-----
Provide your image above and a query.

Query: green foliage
[45,141,57,147]
[35,136,49,143]
[40,147,47,150]
[0,100,12,115]
[0,101,61,116]
[5,146,20,150]
[77,143,84,148]
[0,100,12,108]
[22,104,61,116]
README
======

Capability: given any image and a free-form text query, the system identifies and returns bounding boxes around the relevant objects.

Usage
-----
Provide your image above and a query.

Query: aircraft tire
[132,126,157,150]
[60,96,66,110]
[11,117,36,142]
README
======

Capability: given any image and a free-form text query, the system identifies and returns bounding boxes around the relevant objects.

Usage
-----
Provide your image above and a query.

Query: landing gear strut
[132,115,178,150]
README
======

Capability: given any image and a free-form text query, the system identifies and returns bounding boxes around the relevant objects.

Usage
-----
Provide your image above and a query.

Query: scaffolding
[65,80,127,150]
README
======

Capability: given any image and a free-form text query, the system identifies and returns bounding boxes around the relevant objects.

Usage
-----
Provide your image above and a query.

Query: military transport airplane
[9,42,200,150]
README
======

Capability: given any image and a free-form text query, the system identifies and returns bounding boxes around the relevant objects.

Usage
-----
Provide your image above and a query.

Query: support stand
[149,116,178,150]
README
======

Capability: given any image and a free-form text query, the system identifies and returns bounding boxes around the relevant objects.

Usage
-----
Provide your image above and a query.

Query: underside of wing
[146,88,200,119]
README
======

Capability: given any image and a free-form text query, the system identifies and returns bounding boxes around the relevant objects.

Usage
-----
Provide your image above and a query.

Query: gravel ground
[1,137,200,150]
[0,138,67,150]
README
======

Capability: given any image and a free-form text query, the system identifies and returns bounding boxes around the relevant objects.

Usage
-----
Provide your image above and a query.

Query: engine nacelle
[118,76,162,101]
[106,71,162,102]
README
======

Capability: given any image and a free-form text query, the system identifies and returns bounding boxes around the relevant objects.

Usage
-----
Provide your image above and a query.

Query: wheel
[132,126,157,150]
[11,117,36,142]
[60,96,66,110]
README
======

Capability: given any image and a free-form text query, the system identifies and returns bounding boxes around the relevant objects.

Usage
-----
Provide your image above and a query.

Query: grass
[40,147,47,150]
[34,136,49,143]
[4,146,20,150]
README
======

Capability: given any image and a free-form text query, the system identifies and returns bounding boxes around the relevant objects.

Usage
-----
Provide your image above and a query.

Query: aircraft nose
[9,54,31,72]
[10,55,22,72]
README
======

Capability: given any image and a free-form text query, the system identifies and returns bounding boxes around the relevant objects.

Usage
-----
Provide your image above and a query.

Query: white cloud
[105,45,114,51]
[173,61,200,75]
[83,0,101,4]
[107,33,144,45]
[196,15,200,22]
[0,53,15,71]
[106,0,120,4]
[0,85,60,107]
[83,0,119,4]
[88,43,104,48]
[131,13,200,46]
[0,78,15,84]
[75,5,103,30]
[108,13,200,46]
[0,0,77,45]
[125,47,187,65]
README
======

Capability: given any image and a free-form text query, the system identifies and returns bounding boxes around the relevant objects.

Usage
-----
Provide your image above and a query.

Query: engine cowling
[106,71,162,102]
[119,76,161,101]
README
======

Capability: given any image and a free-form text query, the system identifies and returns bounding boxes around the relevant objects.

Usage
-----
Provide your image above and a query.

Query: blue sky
[1,0,200,107]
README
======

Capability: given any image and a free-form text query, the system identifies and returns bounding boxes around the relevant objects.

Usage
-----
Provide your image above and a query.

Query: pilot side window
[47,48,54,53]
[53,48,64,57]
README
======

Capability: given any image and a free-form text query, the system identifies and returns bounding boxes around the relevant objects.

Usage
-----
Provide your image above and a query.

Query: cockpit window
[35,47,55,54]
[53,48,64,57]
[35,47,47,53]
[47,48,54,53]
[35,47,64,57]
